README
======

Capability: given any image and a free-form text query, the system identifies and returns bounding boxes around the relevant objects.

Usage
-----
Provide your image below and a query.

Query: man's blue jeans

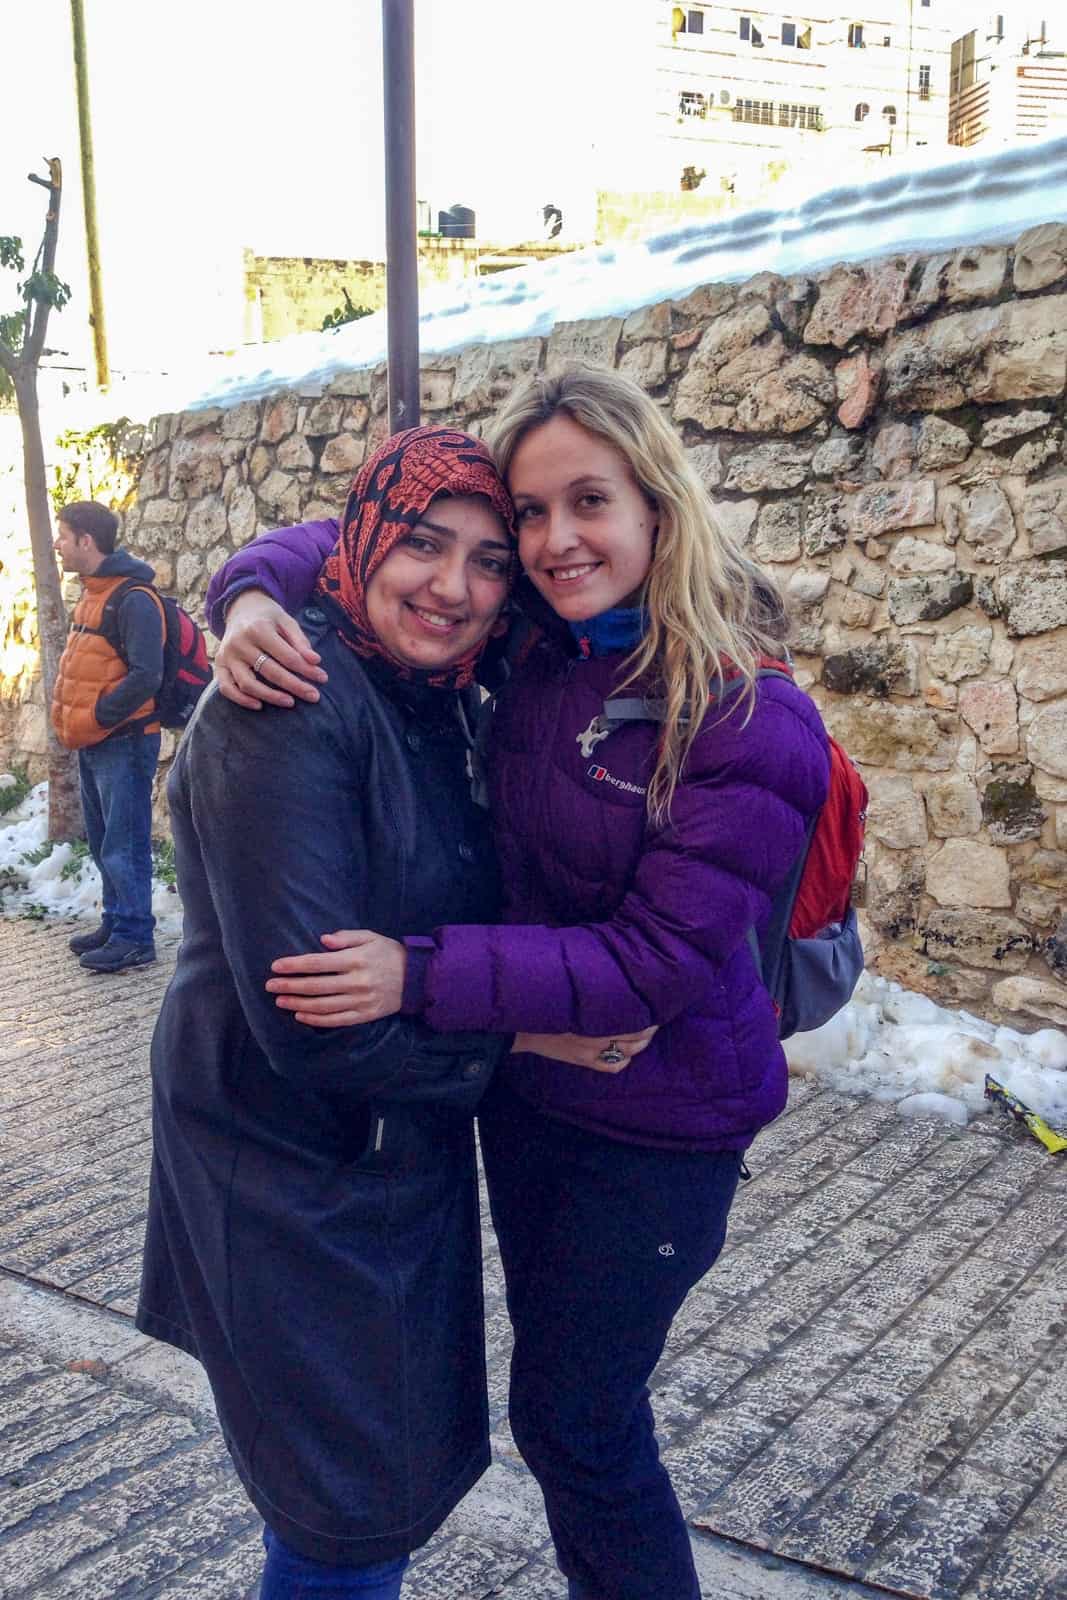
[260,1528,409,1598]
[78,731,159,945]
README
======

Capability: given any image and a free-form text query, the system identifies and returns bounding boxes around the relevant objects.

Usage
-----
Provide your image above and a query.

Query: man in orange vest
[51,501,165,973]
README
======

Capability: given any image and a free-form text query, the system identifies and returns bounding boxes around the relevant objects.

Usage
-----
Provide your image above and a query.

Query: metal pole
[70,0,109,388]
[382,0,420,431]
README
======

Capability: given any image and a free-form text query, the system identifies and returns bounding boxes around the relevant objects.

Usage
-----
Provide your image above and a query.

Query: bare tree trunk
[13,367,83,840]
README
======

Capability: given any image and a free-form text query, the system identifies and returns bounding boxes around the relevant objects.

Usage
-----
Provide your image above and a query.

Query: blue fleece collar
[569,607,648,659]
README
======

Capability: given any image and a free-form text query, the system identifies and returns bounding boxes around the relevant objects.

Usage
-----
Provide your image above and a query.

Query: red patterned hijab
[316,426,517,689]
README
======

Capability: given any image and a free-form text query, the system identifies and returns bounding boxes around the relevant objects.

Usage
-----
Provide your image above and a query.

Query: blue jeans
[260,1528,409,1598]
[78,732,159,944]
[480,1078,743,1600]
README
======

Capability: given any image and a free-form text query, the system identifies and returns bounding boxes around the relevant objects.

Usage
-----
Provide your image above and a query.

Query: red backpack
[600,659,868,1038]
[101,579,213,730]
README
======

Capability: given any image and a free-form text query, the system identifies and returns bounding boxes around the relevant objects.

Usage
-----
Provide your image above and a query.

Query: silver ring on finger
[598,1040,626,1065]
[252,651,268,675]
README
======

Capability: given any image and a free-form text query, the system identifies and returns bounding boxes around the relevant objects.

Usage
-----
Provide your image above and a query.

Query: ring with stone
[599,1041,626,1065]
[252,652,268,675]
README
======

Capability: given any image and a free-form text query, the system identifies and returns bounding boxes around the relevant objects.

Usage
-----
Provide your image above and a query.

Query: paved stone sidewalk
[1,918,1065,1600]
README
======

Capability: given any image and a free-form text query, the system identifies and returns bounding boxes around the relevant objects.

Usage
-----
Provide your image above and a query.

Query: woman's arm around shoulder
[204,518,339,636]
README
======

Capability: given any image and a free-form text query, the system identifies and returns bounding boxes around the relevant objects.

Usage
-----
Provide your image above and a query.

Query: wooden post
[70,0,110,388]
[382,0,420,431]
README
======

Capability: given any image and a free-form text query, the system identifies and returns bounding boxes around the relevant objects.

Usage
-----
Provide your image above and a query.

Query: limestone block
[175,549,204,595]
[261,396,298,444]
[806,259,914,347]
[812,434,866,479]
[887,573,974,625]
[867,773,928,848]
[912,247,1008,312]
[865,845,925,936]
[228,485,257,546]
[138,450,170,499]
[1016,883,1063,927]
[802,493,849,557]
[851,565,886,599]
[13,702,48,756]
[1013,222,1067,293]
[926,838,1011,907]
[152,557,174,590]
[685,443,724,490]
[1058,808,1067,851]
[1023,478,1067,556]
[546,317,623,376]
[343,400,370,433]
[1011,429,1062,476]
[724,442,811,493]
[787,567,830,606]
[822,640,918,698]
[884,295,1067,411]
[824,702,956,771]
[916,416,971,471]
[249,445,272,486]
[1022,850,1067,890]
[419,370,455,412]
[995,562,1067,636]
[927,623,993,683]
[943,481,1017,562]
[924,774,981,836]
[991,975,1067,1027]
[622,301,673,341]
[180,406,223,434]
[185,495,228,551]
[921,909,1031,972]
[838,590,875,629]
[958,680,1019,756]
[619,340,668,389]
[753,501,801,563]
[276,434,315,471]
[671,283,737,322]
[169,434,224,499]
[887,537,954,574]
[139,498,184,526]
[1027,701,1067,779]
[325,366,374,398]
[708,497,758,546]
[980,770,1045,843]
[851,479,936,537]
[1035,770,1067,802]
[835,350,882,429]
[304,398,344,438]
[674,304,833,433]
[220,402,261,440]
[320,433,366,475]
[980,409,1050,448]
[257,469,298,513]
[872,423,915,481]
[452,338,543,415]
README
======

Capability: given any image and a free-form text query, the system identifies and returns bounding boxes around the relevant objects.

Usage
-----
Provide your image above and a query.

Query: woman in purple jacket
[207,367,831,1600]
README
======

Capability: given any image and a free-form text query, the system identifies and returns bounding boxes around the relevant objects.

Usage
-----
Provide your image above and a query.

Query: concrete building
[655,2,961,202]
[949,16,1067,147]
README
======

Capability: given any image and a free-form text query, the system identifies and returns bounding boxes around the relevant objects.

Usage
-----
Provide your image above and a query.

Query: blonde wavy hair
[486,364,788,822]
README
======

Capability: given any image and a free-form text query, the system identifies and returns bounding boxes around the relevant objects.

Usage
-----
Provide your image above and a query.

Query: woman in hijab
[137,426,650,1600]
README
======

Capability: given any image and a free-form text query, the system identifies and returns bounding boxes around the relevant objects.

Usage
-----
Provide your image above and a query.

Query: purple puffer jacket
[207,525,830,1151]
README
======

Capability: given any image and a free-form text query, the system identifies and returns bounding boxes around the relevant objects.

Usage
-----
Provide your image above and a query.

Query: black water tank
[438,204,476,239]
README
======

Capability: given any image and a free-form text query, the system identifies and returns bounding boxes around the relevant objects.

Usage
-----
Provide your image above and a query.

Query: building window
[921,0,930,7]
[848,22,864,47]
[781,21,812,47]
[734,97,775,125]
[739,16,764,46]
[883,34,891,46]
[679,90,708,119]
[918,62,931,98]
[778,101,823,129]
[854,101,870,121]
[686,9,704,33]
[883,104,897,124]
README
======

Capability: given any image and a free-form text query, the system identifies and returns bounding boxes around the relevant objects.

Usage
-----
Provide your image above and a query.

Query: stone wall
[24,221,1067,1029]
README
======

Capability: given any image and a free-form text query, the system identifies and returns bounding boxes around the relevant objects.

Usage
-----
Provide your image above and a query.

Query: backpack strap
[601,664,795,733]
[99,577,166,663]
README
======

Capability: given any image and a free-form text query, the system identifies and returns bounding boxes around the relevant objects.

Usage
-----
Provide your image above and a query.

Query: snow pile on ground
[0,780,182,935]
[136,132,1067,416]
[785,970,1067,1130]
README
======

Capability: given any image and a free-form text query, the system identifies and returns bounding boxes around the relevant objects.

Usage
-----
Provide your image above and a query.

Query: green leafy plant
[60,839,91,880]
[0,765,32,816]
[18,902,48,921]
[20,840,54,868]
[152,836,177,886]
[321,288,374,332]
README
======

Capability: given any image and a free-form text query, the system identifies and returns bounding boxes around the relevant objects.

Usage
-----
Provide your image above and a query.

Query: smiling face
[508,414,657,622]
[363,493,512,671]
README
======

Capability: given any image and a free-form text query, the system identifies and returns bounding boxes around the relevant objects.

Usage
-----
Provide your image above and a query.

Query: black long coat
[137,605,508,1566]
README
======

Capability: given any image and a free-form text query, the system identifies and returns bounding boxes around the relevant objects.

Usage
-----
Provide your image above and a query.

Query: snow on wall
[173,133,1067,414]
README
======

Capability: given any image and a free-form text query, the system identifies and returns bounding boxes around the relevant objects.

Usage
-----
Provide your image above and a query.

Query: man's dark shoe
[69,924,112,956]
[80,938,157,974]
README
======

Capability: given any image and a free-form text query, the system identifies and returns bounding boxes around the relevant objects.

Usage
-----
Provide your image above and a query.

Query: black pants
[479,1079,742,1600]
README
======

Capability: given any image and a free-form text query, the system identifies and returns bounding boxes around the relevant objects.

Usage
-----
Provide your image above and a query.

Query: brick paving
[1,917,1065,1599]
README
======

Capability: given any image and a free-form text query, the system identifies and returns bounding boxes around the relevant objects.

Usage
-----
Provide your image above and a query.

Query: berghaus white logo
[588,763,647,797]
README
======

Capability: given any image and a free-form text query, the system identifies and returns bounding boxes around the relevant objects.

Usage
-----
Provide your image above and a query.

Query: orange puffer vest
[51,574,164,750]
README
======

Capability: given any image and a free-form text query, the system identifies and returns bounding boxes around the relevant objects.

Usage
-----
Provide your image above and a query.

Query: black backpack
[101,578,212,729]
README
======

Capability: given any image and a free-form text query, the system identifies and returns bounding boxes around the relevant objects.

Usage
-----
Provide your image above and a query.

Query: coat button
[303,606,326,624]
[462,1059,485,1080]
[458,842,475,862]
[405,730,421,752]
